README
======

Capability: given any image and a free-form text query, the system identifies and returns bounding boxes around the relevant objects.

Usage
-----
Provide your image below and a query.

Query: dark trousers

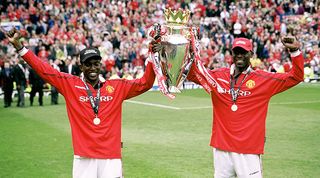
[30,87,43,106]
[51,86,59,105]
[3,88,13,107]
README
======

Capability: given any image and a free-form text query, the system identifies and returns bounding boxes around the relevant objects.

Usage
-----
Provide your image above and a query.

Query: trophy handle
[160,60,171,85]
[175,43,195,89]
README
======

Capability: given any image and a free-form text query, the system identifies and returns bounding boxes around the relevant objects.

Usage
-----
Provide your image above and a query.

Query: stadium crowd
[0,0,319,107]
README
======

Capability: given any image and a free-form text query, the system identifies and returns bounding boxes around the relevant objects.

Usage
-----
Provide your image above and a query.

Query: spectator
[13,59,27,107]
[29,68,45,106]
[65,56,80,76]
[50,59,60,105]
[233,19,242,37]
[0,0,319,85]
[0,61,14,108]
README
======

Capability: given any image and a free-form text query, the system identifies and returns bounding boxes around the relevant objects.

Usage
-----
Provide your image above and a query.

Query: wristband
[289,48,299,53]
[290,49,301,57]
[16,45,25,52]
[18,47,28,56]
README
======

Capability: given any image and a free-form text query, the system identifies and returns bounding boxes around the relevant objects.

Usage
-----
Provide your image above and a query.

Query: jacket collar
[230,64,252,76]
[80,73,106,83]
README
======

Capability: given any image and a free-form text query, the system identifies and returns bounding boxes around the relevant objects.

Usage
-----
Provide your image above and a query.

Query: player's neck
[235,67,246,76]
[91,80,100,88]
[85,78,99,88]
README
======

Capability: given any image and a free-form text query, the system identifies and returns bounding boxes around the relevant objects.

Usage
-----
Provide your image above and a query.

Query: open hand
[150,39,163,53]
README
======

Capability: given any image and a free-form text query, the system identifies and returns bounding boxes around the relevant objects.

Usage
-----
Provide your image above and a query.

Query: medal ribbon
[82,78,101,116]
[189,28,225,94]
[230,69,251,104]
[148,24,175,99]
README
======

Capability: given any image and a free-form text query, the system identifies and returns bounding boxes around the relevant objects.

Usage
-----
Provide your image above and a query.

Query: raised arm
[187,61,204,85]
[5,28,71,96]
[269,36,304,95]
[123,61,156,99]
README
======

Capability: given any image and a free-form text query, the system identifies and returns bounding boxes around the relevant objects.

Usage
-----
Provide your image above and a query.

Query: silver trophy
[151,8,196,94]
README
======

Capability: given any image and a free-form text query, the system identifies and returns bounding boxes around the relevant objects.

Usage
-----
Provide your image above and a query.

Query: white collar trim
[80,73,106,83]
[230,64,252,76]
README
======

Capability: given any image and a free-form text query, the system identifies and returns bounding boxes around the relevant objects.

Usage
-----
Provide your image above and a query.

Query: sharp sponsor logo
[220,88,251,96]
[79,96,113,102]
[192,74,251,96]
[213,78,251,96]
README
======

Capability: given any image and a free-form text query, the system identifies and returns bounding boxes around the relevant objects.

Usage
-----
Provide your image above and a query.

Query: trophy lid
[164,8,190,26]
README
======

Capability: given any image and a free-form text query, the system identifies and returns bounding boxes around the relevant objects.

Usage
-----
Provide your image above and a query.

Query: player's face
[232,47,252,70]
[80,58,101,85]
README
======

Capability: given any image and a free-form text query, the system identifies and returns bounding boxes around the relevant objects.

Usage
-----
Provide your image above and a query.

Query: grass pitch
[0,83,319,178]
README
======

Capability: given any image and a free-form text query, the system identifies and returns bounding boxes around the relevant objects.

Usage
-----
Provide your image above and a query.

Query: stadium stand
[0,0,319,99]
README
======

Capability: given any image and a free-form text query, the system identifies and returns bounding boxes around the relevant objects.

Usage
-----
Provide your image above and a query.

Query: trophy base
[169,86,182,93]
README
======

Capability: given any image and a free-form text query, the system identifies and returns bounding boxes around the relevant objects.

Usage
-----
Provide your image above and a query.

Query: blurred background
[0,1,319,177]
[0,1,319,102]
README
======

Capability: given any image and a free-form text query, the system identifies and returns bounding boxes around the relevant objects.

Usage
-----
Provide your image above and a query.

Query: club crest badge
[106,85,114,94]
[246,80,255,89]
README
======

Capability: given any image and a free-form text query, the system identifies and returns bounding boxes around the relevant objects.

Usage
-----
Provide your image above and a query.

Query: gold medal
[82,78,101,126]
[230,68,251,113]
[93,117,101,125]
[231,104,238,112]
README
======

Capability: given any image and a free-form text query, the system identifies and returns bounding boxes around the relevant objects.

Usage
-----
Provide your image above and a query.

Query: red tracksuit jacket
[188,52,304,154]
[21,49,155,158]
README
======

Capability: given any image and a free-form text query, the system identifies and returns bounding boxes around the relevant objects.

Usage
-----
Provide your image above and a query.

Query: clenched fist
[2,27,24,51]
[281,36,300,52]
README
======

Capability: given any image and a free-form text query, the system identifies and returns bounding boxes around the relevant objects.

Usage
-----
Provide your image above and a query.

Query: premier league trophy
[149,8,199,99]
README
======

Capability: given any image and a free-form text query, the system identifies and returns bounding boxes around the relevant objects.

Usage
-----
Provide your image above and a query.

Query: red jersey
[20,49,155,158]
[188,52,304,154]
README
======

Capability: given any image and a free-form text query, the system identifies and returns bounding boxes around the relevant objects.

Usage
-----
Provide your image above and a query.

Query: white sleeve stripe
[18,47,28,56]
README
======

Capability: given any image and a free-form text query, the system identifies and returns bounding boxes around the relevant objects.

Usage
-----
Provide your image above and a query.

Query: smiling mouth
[235,59,244,65]
[88,72,98,77]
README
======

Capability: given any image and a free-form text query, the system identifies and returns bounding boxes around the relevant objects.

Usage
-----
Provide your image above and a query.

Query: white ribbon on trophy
[148,8,221,98]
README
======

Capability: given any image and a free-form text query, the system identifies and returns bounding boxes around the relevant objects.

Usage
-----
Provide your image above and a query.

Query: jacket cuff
[290,50,301,58]
[18,47,28,56]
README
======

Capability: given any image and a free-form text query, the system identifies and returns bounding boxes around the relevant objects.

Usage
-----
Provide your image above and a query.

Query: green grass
[0,83,320,178]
